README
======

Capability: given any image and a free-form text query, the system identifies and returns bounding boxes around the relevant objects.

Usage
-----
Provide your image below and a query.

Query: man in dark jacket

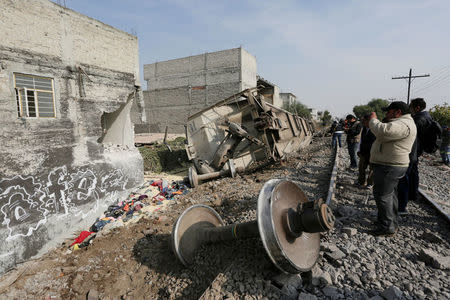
[357,114,376,187]
[345,114,362,168]
[397,138,417,213]
[407,98,434,204]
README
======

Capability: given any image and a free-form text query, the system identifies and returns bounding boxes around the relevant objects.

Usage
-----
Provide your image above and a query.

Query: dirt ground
[134,133,184,145]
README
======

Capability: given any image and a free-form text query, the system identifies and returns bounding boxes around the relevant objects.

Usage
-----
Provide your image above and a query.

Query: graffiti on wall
[0,165,129,240]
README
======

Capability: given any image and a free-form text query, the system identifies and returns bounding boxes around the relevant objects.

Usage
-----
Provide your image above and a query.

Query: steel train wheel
[257,179,320,273]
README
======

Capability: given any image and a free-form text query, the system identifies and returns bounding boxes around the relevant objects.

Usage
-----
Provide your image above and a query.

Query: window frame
[14,73,56,118]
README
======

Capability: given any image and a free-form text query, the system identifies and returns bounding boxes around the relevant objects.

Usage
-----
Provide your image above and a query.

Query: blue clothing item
[332,132,343,148]
[347,141,359,168]
[441,145,450,164]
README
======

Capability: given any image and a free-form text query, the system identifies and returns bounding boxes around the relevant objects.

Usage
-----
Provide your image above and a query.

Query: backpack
[422,119,442,153]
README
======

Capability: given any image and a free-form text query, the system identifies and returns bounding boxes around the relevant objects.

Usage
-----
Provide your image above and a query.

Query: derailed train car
[185,87,314,186]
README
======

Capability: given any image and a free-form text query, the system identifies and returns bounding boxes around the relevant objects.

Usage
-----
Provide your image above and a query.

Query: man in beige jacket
[368,101,417,236]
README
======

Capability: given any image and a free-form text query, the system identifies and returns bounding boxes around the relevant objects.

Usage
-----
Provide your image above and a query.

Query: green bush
[137,137,189,173]
[429,103,449,126]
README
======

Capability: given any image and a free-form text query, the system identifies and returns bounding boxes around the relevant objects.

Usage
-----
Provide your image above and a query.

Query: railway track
[167,137,337,299]
[327,147,450,300]
[419,189,450,224]
[192,145,450,300]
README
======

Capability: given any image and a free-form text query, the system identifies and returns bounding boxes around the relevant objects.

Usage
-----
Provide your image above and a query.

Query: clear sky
[58,0,450,117]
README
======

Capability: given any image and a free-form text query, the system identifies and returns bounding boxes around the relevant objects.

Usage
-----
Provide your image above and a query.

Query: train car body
[185,88,314,175]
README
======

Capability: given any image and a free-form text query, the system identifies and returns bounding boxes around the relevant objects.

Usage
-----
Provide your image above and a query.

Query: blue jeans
[332,133,342,148]
[441,145,450,164]
[347,142,359,168]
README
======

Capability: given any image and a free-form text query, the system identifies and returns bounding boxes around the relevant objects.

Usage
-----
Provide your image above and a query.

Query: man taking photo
[368,101,417,236]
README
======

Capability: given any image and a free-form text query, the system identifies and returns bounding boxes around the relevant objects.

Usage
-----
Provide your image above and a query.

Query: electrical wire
[412,72,450,95]
[411,66,450,93]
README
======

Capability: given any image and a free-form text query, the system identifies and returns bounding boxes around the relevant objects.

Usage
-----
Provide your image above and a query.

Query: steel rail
[325,146,340,205]
[418,188,450,224]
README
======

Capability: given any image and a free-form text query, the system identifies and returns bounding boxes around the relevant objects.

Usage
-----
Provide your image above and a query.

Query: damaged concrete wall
[0,0,144,274]
[141,48,257,133]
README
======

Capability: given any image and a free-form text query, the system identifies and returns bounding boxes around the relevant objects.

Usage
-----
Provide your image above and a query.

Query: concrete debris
[381,285,403,300]
[87,289,99,300]
[298,292,317,300]
[342,227,357,237]
[419,248,450,270]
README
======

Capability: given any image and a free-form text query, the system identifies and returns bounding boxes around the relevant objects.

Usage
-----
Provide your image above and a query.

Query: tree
[283,101,312,119]
[320,110,332,125]
[353,98,390,119]
[429,103,449,126]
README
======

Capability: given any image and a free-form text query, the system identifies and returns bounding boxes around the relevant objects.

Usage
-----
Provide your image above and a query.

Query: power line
[414,74,450,95]
[415,75,450,96]
[392,68,430,104]
[411,65,450,92]
[412,68,450,94]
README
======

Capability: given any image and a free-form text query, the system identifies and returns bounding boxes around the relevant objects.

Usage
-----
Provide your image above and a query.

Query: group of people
[330,98,446,237]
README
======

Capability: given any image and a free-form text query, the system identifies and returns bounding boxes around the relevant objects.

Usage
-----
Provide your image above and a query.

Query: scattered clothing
[70,231,94,246]
[150,180,189,201]
[68,178,189,251]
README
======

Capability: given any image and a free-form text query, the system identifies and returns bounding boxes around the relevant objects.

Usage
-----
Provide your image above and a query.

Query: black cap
[381,101,410,114]
[346,114,356,120]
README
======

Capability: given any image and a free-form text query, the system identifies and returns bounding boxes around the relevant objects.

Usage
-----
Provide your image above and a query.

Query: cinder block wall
[0,0,143,274]
[141,48,257,133]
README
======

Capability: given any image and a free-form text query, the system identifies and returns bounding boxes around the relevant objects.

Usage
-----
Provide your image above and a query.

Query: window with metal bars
[14,73,56,118]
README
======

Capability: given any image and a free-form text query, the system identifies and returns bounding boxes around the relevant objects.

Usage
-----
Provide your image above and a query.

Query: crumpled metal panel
[185,87,314,175]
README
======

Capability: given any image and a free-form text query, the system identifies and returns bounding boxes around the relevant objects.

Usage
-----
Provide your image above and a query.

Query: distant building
[0,0,144,274]
[310,109,320,121]
[280,93,297,107]
[141,47,257,133]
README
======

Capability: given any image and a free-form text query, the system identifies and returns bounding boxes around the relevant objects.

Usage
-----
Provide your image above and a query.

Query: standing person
[345,114,362,169]
[332,119,345,148]
[368,101,417,236]
[397,138,417,214]
[408,98,442,202]
[357,114,376,187]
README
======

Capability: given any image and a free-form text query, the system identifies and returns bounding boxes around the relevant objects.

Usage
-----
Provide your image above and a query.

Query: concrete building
[309,108,320,121]
[0,0,144,274]
[280,92,297,108]
[141,48,258,133]
[256,76,282,108]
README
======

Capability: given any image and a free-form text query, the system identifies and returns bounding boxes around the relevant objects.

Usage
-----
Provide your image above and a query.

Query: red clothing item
[70,231,94,246]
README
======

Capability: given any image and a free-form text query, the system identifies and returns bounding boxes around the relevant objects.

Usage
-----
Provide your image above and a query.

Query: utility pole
[392,68,430,104]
